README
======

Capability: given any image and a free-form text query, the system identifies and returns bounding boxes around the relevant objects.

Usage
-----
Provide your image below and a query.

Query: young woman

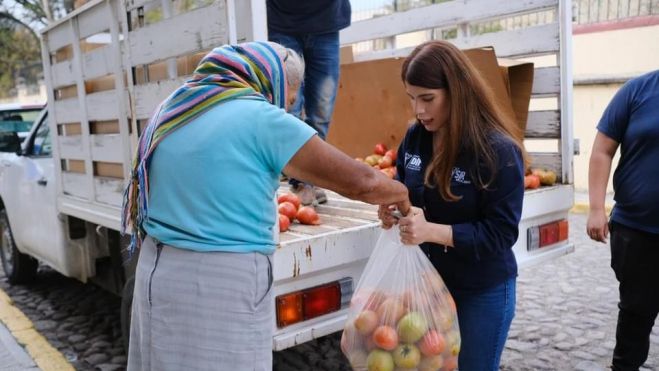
[379,40,528,371]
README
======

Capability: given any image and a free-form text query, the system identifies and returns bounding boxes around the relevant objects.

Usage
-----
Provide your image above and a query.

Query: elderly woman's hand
[378,205,399,229]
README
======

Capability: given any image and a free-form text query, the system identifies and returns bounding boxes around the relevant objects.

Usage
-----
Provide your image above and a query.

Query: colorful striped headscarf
[121,41,288,253]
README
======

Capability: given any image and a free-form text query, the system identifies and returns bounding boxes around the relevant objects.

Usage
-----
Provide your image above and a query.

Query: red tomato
[277,193,301,209]
[418,330,446,356]
[296,206,320,225]
[385,149,397,162]
[374,143,388,156]
[278,201,297,220]
[372,325,398,351]
[378,155,393,168]
[278,214,290,232]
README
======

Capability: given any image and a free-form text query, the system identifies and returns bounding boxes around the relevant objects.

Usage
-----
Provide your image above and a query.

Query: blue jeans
[451,277,516,371]
[268,31,340,141]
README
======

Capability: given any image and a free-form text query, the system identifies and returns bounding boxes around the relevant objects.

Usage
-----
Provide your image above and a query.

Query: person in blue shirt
[123,41,410,371]
[267,0,351,206]
[587,70,659,371]
[379,40,527,371]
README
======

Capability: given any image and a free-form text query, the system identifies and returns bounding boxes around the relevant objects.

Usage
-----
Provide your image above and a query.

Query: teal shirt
[143,98,316,254]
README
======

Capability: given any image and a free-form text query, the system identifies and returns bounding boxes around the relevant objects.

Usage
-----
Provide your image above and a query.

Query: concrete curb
[0,288,74,371]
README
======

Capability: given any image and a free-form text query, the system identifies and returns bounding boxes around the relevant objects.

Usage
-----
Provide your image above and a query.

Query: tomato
[296,206,320,225]
[372,325,399,351]
[524,174,540,189]
[278,201,297,220]
[385,149,397,162]
[392,344,421,369]
[397,312,428,343]
[376,297,406,325]
[277,193,301,209]
[418,330,446,356]
[374,143,388,156]
[354,310,379,336]
[278,214,290,232]
[367,349,395,371]
[378,155,393,168]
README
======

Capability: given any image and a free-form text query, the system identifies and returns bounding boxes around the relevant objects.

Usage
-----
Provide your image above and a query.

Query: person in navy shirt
[379,40,527,371]
[587,70,659,371]
[267,0,351,205]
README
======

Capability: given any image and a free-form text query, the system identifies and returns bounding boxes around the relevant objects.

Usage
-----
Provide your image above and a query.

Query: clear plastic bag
[341,226,461,371]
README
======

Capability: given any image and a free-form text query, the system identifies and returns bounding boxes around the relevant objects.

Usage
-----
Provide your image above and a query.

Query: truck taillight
[527,219,569,251]
[276,278,352,328]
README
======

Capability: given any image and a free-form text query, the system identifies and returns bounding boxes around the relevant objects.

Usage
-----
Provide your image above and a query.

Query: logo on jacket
[452,167,471,184]
[405,153,422,171]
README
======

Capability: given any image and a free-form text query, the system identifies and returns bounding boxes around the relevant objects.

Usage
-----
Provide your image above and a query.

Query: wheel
[0,209,37,284]
[121,275,135,354]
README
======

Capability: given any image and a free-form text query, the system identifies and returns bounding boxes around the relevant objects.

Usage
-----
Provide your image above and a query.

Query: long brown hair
[401,40,528,201]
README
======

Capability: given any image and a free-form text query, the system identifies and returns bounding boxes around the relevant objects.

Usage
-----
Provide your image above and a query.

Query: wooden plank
[58,135,85,160]
[86,90,123,121]
[340,0,557,45]
[82,46,114,80]
[133,78,185,120]
[76,0,109,39]
[127,2,228,66]
[91,134,123,162]
[44,22,72,53]
[314,205,380,222]
[454,23,560,57]
[54,98,80,124]
[529,152,562,181]
[51,61,76,88]
[526,110,560,138]
[62,172,90,199]
[94,177,124,207]
[352,23,560,61]
[532,66,560,96]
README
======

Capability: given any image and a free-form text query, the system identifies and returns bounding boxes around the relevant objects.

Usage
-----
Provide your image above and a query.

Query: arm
[283,136,411,214]
[587,132,619,242]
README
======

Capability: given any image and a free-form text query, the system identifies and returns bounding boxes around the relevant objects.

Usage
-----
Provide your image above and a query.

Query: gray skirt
[127,236,274,371]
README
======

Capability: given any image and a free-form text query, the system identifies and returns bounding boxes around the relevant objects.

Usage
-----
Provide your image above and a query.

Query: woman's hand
[378,205,399,230]
[398,206,432,245]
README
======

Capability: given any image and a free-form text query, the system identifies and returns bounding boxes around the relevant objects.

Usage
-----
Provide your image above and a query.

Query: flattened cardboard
[498,58,534,132]
[94,162,123,178]
[327,58,412,158]
[328,47,534,157]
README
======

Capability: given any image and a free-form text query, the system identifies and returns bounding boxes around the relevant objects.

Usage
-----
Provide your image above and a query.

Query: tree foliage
[0,0,73,98]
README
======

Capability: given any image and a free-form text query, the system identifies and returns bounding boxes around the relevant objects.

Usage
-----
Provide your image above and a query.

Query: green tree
[0,0,72,98]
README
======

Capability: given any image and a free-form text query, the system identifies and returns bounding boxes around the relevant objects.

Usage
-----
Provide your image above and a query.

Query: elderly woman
[122,41,410,370]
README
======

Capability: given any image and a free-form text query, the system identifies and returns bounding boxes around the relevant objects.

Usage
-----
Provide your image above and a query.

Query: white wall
[572,24,659,192]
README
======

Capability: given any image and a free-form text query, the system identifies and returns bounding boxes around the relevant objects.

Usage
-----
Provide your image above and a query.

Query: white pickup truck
[0,0,575,351]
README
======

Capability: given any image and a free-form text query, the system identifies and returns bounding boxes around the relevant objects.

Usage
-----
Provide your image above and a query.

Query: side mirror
[0,131,22,154]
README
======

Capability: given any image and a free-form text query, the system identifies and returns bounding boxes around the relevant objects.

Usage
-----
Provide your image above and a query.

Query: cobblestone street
[1,212,658,370]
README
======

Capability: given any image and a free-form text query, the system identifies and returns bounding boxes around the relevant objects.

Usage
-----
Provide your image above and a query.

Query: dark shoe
[314,187,328,204]
[290,183,315,206]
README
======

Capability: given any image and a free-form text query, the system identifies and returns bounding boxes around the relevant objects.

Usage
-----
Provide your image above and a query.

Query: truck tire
[0,209,38,284]
[121,275,135,354]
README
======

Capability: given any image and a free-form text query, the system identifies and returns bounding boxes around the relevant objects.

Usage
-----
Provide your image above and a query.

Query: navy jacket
[266,0,351,35]
[397,123,524,291]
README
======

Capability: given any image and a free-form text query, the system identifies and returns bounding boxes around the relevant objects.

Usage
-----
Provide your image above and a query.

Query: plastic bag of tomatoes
[341,226,460,371]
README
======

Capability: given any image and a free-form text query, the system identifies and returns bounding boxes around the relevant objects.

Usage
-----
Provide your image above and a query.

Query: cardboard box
[498,57,534,133]
[328,46,533,158]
